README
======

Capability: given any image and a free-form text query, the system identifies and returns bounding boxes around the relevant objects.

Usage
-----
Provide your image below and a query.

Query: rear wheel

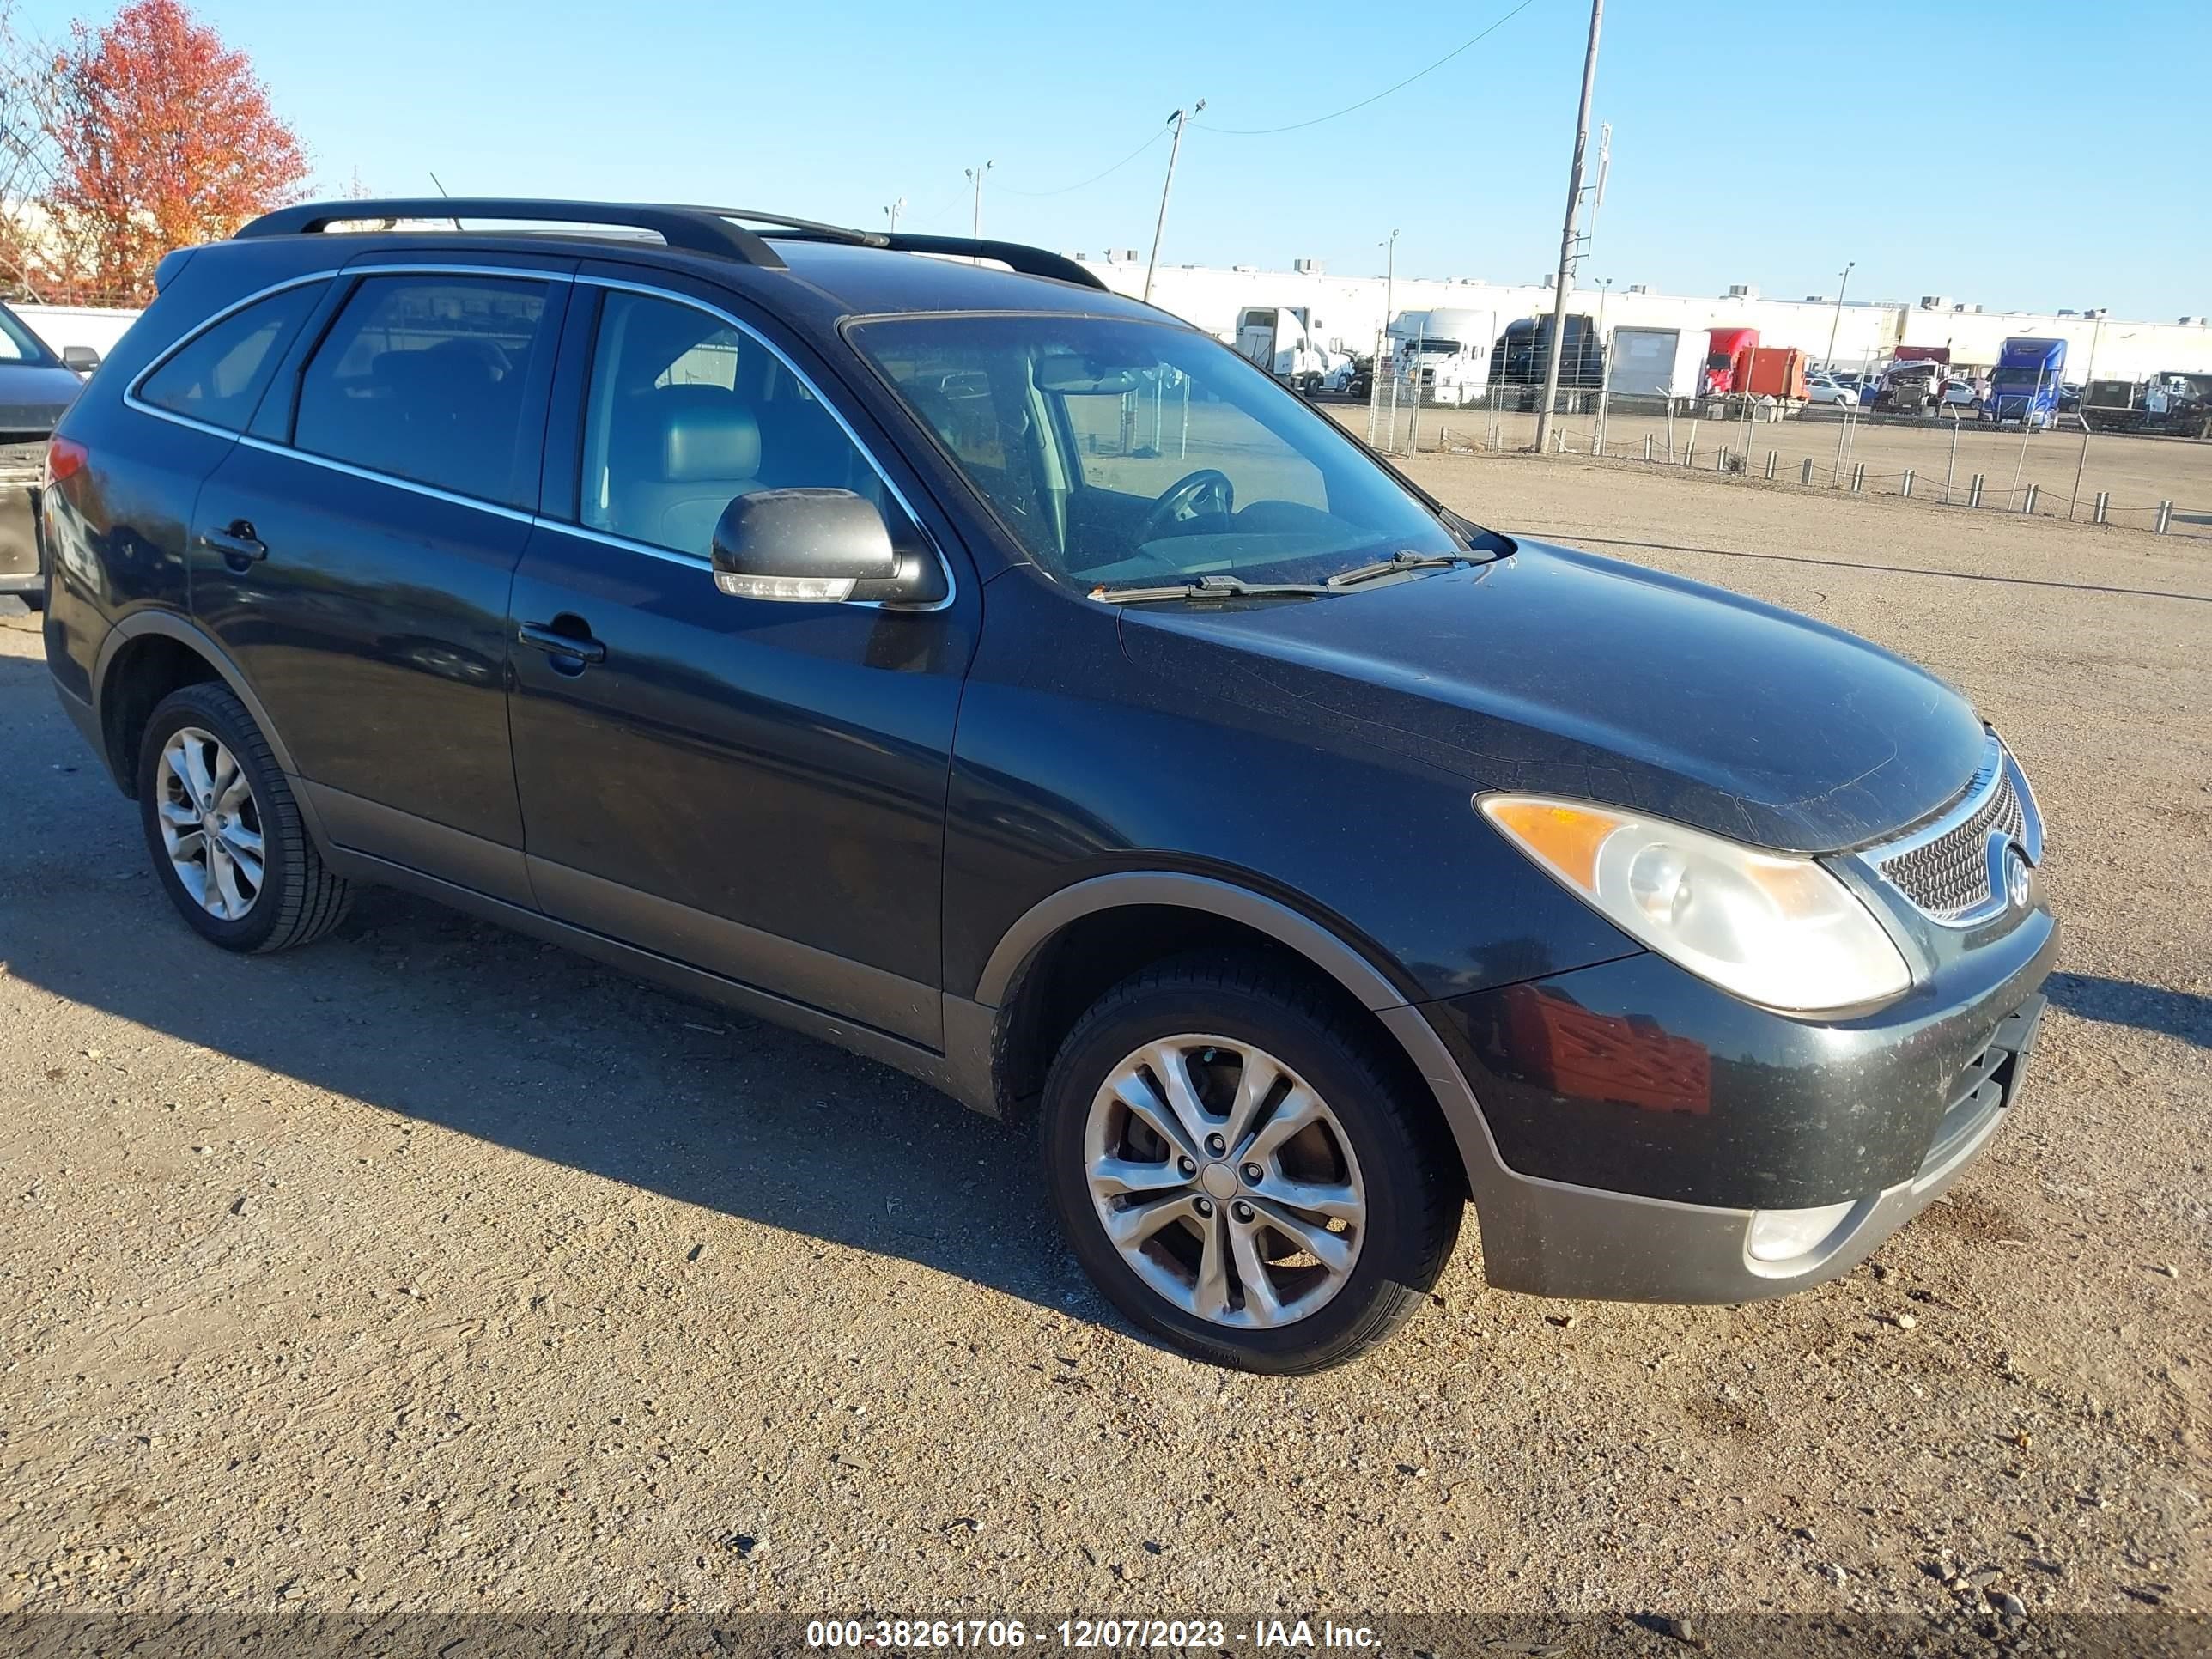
[1041,955,1461,1372]
[137,680,353,953]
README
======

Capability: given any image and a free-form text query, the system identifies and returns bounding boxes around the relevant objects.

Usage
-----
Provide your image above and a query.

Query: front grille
[1873,738,2027,923]
[1920,994,2044,1180]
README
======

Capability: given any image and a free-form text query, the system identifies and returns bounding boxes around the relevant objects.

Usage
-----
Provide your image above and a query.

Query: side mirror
[709,487,945,606]
[62,344,100,374]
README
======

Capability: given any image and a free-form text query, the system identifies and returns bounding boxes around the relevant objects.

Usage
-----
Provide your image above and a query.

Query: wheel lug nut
[1241,1163,1262,1183]
[1232,1201,1254,1223]
[1177,1157,1197,1177]
[1206,1134,1225,1155]
[1194,1198,1213,1218]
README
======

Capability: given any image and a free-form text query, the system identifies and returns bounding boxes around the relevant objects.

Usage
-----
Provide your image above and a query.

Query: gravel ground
[1,454,2205,1633]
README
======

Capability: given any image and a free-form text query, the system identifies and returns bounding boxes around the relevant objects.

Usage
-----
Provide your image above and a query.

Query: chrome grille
[1869,737,2033,924]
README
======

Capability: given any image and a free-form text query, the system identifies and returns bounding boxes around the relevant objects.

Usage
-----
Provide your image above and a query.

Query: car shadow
[0,669,1111,1328]
[2046,972,2211,1050]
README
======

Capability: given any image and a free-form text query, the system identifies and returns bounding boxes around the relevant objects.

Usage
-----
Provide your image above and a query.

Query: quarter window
[292,275,553,507]
[138,283,324,432]
[578,289,897,558]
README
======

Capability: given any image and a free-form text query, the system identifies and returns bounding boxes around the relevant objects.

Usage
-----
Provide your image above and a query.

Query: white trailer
[1606,325,1705,402]
[1232,305,1347,391]
[1395,307,1494,407]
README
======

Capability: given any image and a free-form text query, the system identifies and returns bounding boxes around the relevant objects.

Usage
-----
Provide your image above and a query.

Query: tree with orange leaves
[45,0,307,302]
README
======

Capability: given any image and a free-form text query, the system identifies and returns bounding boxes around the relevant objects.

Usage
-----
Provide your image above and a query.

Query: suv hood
[0,362,85,436]
[1116,540,1985,854]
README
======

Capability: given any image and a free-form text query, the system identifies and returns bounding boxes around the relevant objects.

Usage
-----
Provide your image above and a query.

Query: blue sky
[22,0,2211,319]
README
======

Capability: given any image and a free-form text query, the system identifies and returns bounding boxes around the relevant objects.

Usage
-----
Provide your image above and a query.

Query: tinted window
[138,283,323,431]
[0,301,57,365]
[579,289,896,556]
[293,275,552,507]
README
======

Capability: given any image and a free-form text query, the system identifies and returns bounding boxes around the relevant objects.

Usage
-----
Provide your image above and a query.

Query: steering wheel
[1138,468,1234,543]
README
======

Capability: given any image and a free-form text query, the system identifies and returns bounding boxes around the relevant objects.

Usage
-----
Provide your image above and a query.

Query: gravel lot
[2,454,2205,1632]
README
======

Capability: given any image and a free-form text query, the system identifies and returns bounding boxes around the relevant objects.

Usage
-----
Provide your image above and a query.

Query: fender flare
[972,870,1413,1013]
[93,610,301,781]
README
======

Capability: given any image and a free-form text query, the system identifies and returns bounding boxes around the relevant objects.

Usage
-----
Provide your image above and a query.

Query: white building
[1076,256,2212,382]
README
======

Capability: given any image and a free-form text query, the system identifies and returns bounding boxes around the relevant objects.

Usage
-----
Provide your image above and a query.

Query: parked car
[1806,375,1859,407]
[0,297,91,609]
[43,198,2057,1373]
[1941,377,1984,410]
[2057,382,2083,414]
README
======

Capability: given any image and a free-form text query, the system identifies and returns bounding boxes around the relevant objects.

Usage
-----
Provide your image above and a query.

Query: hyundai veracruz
[40,200,2056,1372]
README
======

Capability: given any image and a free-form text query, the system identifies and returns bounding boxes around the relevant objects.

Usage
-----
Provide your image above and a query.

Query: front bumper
[0,477,39,592]
[1386,905,2057,1304]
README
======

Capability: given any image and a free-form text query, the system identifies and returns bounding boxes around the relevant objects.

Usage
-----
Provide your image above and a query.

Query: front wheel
[1040,955,1462,1372]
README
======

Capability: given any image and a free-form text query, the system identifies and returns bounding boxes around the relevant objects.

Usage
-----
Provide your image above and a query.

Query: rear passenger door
[189,254,574,903]
[504,268,978,1048]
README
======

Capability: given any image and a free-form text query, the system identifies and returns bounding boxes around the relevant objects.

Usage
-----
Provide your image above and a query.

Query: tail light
[44,433,88,489]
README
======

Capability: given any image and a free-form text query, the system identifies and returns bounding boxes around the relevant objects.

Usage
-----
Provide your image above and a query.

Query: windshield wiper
[1089,573,1331,604]
[1324,550,1481,589]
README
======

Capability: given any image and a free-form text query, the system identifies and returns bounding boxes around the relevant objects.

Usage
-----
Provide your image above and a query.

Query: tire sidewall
[137,685,294,953]
[1042,976,1444,1372]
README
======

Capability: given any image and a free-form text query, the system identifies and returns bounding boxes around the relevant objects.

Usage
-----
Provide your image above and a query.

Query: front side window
[852,313,1463,588]
[292,275,553,507]
[579,289,896,558]
[138,283,324,430]
[0,302,55,365]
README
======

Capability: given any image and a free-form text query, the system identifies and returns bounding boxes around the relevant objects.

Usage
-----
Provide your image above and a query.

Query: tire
[136,679,353,953]
[1040,953,1462,1373]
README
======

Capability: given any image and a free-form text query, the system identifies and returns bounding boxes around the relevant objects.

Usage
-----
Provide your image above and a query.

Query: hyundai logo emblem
[2002,845,2032,910]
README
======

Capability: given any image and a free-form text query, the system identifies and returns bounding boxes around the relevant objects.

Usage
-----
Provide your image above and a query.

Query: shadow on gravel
[2047,972,2212,1049]
[0,669,1106,1328]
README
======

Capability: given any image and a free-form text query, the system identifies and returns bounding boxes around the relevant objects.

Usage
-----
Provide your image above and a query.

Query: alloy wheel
[155,726,264,921]
[1084,1034,1367,1329]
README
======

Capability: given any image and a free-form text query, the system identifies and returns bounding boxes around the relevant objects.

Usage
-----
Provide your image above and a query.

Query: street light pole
[1534,0,1604,456]
[884,197,905,234]
[1824,260,1854,372]
[965,161,994,240]
[1142,100,1203,304]
[1382,227,1399,354]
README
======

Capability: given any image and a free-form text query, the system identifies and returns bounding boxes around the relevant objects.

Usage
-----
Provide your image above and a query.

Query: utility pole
[884,197,905,234]
[1824,260,1855,372]
[965,161,994,240]
[1143,100,1203,304]
[1382,228,1399,361]
[1534,0,1604,456]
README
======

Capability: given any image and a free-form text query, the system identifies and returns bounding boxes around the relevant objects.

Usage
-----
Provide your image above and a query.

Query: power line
[998,122,1173,198]
[1196,0,1548,137]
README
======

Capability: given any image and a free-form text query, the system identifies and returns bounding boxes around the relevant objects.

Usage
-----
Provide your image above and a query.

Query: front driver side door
[505,271,978,1048]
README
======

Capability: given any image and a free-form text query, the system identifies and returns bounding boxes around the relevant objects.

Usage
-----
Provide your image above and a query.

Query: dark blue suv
[41,200,2056,1371]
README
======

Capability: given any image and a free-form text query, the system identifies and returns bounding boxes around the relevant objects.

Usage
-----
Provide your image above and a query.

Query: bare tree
[0,0,61,301]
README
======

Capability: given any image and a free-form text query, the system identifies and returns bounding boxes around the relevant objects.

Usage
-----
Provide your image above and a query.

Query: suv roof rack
[235,198,1109,292]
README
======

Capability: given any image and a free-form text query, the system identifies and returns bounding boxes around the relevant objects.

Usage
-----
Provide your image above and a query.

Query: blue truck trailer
[1990,337,2067,428]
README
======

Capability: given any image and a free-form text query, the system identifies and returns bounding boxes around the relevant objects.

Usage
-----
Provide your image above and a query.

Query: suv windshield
[850,313,1468,589]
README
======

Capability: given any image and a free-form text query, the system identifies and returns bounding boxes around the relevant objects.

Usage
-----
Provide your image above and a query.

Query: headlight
[1479,795,1911,1013]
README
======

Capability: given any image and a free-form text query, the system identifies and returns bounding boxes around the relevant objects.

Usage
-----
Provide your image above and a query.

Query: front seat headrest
[653,386,761,483]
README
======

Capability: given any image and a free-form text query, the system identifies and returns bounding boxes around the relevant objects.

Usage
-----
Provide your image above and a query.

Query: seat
[606,386,766,556]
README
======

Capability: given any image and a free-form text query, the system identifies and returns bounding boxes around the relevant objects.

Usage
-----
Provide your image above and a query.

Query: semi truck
[1232,305,1350,392]
[1702,327,1759,395]
[1987,337,2066,428]
[1392,307,1496,406]
[2082,372,2212,437]
[1490,314,1604,388]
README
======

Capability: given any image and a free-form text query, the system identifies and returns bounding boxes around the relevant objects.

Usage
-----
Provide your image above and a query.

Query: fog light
[1746,1200,1858,1262]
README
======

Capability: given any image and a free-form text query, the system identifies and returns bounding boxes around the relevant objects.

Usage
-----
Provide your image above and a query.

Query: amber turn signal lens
[1480,799,1625,894]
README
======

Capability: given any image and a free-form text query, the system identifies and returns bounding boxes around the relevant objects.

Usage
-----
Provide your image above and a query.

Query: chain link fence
[1355,364,2212,544]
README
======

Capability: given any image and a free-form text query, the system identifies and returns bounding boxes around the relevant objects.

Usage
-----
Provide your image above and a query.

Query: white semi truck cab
[1233,306,1350,392]
[1392,307,1495,407]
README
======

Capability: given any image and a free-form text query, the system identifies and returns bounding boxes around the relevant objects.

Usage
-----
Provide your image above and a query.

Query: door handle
[198,522,266,566]
[517,619,606,665]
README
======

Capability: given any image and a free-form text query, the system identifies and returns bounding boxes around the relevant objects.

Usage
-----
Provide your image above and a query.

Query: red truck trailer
[1747,345,1808,402]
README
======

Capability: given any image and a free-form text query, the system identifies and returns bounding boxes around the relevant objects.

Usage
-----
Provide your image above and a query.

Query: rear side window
[137,283,323,431]
[291,275,552,507]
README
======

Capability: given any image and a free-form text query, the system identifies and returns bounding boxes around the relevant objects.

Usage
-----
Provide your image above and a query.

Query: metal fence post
[1969,473,1984,507]
[1644,433,1655,463]
[1850,462,1866,492]
[2156,499,2173,534]
[2021,483,2038,514]
[1900,468,1913,499]
[1765,449,1778,480]
[2093,490,2109,525]
[1800,458,1814,486]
